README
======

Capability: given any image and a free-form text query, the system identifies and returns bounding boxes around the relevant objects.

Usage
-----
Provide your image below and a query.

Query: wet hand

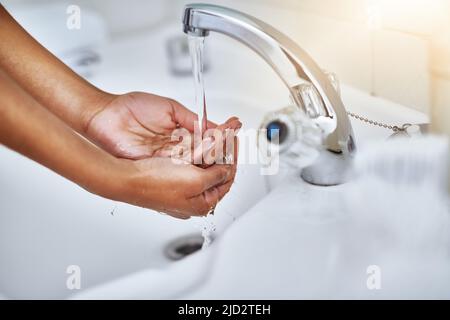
[84,91,241,163]
[85,91,241,218]
[112,157,237,219]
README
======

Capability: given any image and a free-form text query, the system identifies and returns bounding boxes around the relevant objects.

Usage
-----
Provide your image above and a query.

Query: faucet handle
[295,83,325,119]
[292,70,340,119]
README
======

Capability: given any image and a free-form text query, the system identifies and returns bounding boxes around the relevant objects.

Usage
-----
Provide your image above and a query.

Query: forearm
[0,70,121,198]
[0,5,112,133]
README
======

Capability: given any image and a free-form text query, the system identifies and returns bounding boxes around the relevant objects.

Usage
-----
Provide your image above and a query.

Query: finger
[204,187,220,209]
[215,117,241,132]
[206,120,218,129]
[187,193,216,216]
[217,179,233,201]
[202,117,242,167]
[186,151,237,216]
[169,99,218,132]
[199,164,232,191]
[215,163,237,202]
[193,136,215,165]
[215,118,242,152]
[234,135,239,164]
[206,161,237,201]
[153,137,193,162]
[217,130,239,166]
[190,165,237,216]
[192,117,240,146]
[218,137,238,200]
[167,211,191,220]
[189,184,226,217]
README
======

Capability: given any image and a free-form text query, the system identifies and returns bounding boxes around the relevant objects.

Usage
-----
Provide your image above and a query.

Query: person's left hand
[84,92,241,162]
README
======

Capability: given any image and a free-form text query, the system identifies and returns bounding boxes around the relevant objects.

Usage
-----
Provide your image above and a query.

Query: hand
[0,5,240,219]
[112,156,237,219]
[84,92,241,163]
[0,71,238,220]
[84,92,241,219]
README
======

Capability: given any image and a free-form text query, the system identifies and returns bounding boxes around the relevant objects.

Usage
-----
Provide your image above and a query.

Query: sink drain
[164,234,206,261]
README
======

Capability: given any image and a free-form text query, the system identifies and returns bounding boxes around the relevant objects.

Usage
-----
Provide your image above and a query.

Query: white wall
[3,0,171,36]
[171,0,441,115]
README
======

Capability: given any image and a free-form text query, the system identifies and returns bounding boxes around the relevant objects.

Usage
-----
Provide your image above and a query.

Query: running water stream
[188,35,208,136]
[188,35,216,249]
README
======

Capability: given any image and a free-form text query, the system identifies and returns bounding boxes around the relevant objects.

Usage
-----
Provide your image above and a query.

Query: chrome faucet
[183,3,356,185]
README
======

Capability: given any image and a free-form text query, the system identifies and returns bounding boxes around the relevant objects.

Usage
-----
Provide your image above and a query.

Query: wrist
[89,156,127,200]
[91,156,143,205]
[98,158,165,211]
[79,90,117,135]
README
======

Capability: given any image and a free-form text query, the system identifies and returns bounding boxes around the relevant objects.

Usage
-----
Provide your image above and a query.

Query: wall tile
[373,29,430,113]
[3,0,170,37]
[432,77,450,135]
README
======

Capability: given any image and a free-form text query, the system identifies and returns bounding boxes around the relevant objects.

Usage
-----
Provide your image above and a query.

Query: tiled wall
[3,0,171,36]
[173,0,450,135]
[268,0,450,133]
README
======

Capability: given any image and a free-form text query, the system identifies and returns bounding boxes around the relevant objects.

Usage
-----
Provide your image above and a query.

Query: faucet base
[301,150,352,186]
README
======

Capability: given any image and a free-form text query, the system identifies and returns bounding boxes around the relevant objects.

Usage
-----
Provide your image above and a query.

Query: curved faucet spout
[183,3,356,185]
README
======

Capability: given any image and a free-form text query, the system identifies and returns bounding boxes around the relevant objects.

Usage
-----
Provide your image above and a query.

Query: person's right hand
[111,156,237,219]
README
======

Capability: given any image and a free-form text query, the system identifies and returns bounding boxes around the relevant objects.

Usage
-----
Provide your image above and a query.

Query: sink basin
[73,152,450,300]
[0,93,268,299]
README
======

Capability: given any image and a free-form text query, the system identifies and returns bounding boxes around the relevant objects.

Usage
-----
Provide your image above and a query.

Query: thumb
[199,164,232,191]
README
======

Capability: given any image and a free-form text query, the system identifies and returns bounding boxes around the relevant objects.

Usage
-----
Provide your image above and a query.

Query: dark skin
[0,5,241,219]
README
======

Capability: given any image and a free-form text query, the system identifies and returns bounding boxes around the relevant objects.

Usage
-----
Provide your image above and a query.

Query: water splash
[200,216,216,249]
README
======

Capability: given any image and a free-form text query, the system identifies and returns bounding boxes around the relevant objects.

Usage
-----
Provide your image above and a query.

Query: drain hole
[175,242,202,256]
[164,234,206,261]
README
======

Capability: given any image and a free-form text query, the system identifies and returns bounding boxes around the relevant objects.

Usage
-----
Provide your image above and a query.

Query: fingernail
[226,127,239,140]
[235,122,242,133]
[225,166,233,180]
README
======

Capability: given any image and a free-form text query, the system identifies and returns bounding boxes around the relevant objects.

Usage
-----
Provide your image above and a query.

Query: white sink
[74,136,450,300]
[0,94,268,299]
[0,98,268,299]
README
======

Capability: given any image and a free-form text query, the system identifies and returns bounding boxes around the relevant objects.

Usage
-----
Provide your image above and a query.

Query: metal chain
[347,111,404,132]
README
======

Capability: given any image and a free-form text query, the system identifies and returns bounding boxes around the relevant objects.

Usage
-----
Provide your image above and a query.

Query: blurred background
[3,0,450,133]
